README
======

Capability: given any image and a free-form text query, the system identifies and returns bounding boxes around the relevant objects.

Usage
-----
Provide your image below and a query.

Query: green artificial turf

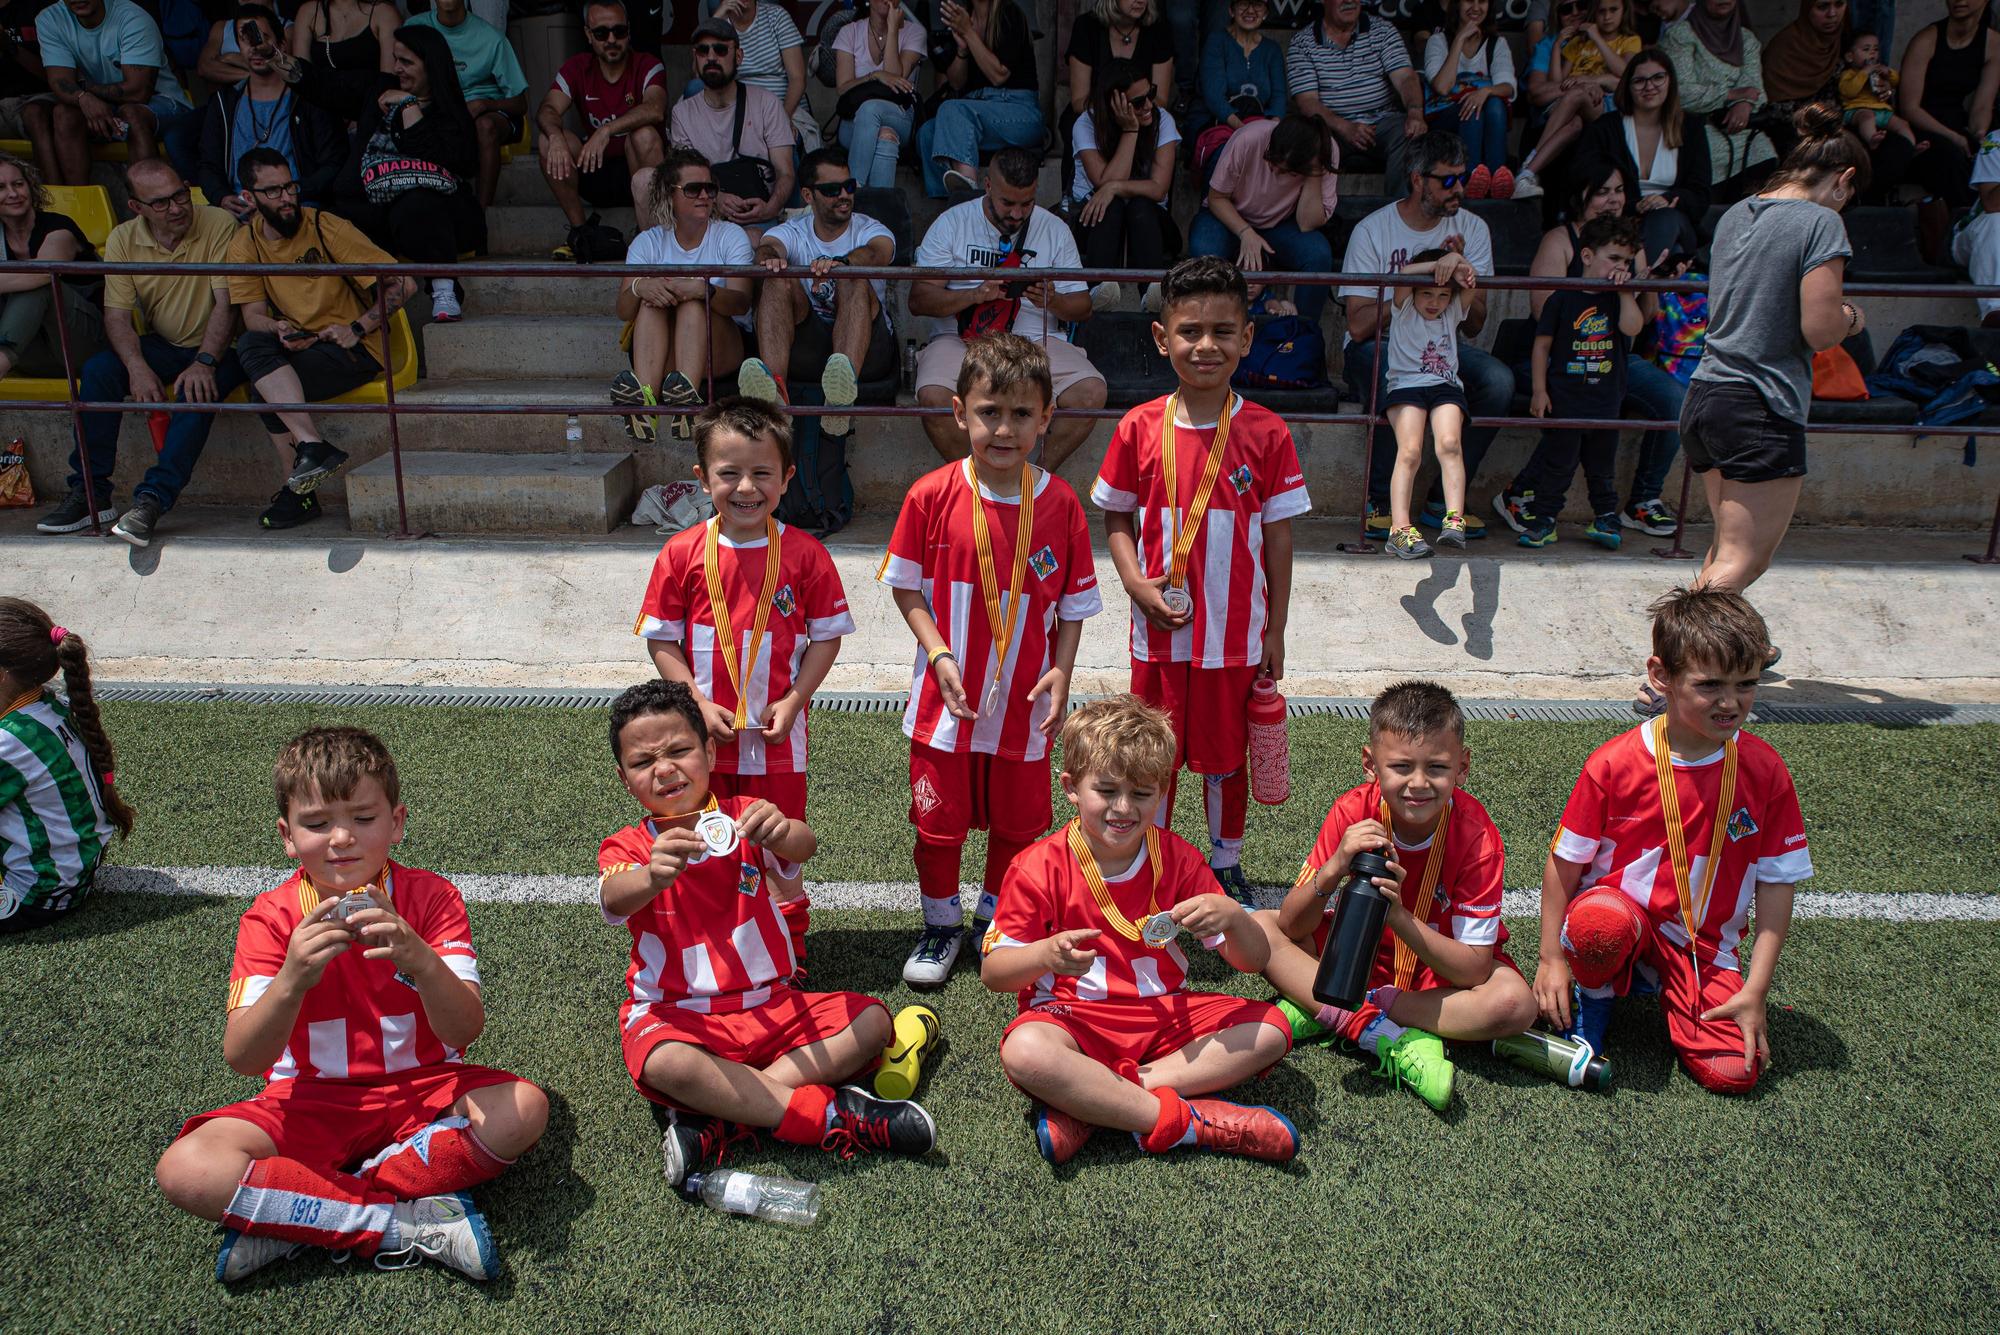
[3,896,1997,1332]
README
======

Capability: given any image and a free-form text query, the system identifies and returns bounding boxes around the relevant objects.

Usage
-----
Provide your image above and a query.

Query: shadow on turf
[5,887,211,944]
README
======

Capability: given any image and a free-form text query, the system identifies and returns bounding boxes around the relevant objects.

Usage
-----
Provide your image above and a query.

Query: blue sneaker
[1584,513,1623,550]
[1517,516,1558,548]
[216,1229,302,1283]
[1421,500,1486,539]
[1567,984,1614,1055]
[1211,863,1254,905]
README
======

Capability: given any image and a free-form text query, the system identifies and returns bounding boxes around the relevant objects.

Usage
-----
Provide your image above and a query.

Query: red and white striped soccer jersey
[1552,726,1813,972]
[1091,395,1311,667]
[635,519,855,775]
[225,864,483,1082]
[985,826,1229,1010]
[878,460,1101,761]
[598,795,801,1028]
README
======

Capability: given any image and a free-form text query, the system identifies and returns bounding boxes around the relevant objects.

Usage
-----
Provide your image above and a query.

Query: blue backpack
[1233,314,1328,391]
[1867,324,2000,464]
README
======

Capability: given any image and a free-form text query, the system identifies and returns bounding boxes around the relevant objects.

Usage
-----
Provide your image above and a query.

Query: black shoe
[111,497,162,548]
[36,490,117,534]
[661,1112,758,1188]
[285,442,349,495]
[260,487,321,530]
[822,1085,937,1159]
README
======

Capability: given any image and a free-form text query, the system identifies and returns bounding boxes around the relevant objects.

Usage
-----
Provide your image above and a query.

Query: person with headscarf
[1762,0,1846,112]
[1661,0,1773,195]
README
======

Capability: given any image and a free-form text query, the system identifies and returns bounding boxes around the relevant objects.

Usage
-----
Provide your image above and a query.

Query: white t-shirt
[834,15,925,79]
[913,199,1087,344]
[1421,31,1516,93]
[1385,293,1468,390]
[1339,202,1494,346]
[626,220,757,329]
[761,212,896,319]
[1625,119,1680,198]
[1070,107,1182,203]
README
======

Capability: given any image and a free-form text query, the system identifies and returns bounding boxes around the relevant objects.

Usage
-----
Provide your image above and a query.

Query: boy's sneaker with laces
[1275,996,1332,1045]
[111,496,161,548]
[1211,863,1254,905]
[428,282,463,323]
[1489,165,1516,199]
[1512,167,1543,198]
[1034,1104,1095,1165]
[735,356,786,406]
[259,486,320,530]
[1363,502,1390,540]
[1373,1028,1455,1112]
[1492,487,1531,533]
[1517,515,1557,548]
[285,441,348,495]
[1466,163,1491,199]
[1567,984,1615,1056]
[661,1110,759,1187]
[820,352,857,436]
[36,489,117,533]
[1177,1098,1299,1163]
[1622,497,1677,535]
[377,1193,498,1280]
[902,923,963,988]
[610,369,658,443]
[823,1085,937,1158]
[1434,509,1468,549]
[1388,525,1432,559]
[1584,512,1623,550]
[1421,499,1485,538]
[215,1229,303,1283]
[659,371,703,442]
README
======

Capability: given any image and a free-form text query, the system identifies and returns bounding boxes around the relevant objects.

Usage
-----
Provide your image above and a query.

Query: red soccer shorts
[1003,992,1290,1086]
[1131,660,1259,775]
[712,770,809,822]
[623,987,886,1107]
[177,1064,527,1174]
[908,742,1052,846]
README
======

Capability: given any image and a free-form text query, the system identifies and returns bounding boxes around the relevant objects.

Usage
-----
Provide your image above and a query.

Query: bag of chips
[0,438,35,508]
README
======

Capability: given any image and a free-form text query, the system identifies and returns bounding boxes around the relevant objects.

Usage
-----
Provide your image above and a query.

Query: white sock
[973,890,999,922]
[1357,1013,1404,1051]
[920,896,963,928]
[1208,841,1242,871]
[1174,1118,1199,1147]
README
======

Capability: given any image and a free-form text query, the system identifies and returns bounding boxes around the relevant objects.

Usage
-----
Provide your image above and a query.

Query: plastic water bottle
[1311,849,1395,1009]
[683,1170,821,1228]
[1246,676,1291,805]
[874,1005,941,1100]
[901,339,918,394]
[564,414,584,464]
[1494,1031,1613,1091]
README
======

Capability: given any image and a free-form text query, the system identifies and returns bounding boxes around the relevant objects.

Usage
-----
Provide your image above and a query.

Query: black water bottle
[1311,850,1395,1009]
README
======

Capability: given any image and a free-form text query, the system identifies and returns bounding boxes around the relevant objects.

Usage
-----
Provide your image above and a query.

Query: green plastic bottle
[1493,1030,1613,1091]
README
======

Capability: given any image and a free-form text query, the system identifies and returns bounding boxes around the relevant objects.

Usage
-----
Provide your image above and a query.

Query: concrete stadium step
[423,313,629,378]
[458,270,630,317]
[391,379,631,451]
[487,204,639,257]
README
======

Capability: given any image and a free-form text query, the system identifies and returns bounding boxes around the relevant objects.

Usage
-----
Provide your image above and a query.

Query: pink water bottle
[1247,676,1290,805]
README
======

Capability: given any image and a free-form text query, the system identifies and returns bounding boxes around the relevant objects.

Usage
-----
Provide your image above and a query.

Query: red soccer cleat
[1034,1105,1095,1165]
[1185,1098,1299,1163]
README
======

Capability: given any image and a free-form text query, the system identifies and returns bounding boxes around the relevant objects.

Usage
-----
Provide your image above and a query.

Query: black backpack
[568,214,627,264]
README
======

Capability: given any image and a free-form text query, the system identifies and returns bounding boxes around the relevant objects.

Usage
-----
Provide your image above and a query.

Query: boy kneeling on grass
[156,727,549,1284]
[982,695,1298,1167]
[1536,588,1811,1094]
[1252,682,1537,1112]
[598,680,936,1187]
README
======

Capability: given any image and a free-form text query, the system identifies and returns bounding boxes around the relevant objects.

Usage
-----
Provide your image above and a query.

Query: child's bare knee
[853,1002,893,1051]
[1000,1025,1062,1082]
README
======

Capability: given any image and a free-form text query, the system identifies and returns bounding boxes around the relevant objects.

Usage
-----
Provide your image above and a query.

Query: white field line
[98,866,2000,921]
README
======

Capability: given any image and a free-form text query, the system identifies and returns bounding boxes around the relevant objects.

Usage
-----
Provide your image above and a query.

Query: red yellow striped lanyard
[1382,797,1451,990]
[704,517,782,731]
[1067,819,1163,942]
[1160,391,1234,593]
[1651,715,1737,965]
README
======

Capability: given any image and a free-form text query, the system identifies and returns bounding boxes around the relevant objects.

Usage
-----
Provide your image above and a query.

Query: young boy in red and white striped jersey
[155,728,548,1285]
[878,333,1102,989]
[635,397,853,973]
[1092,258,1311,901]
[982,695,1296,1167]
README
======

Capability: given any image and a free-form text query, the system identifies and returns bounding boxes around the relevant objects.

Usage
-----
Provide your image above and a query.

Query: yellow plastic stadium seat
[189,186,209,207]
[44,184,117,248]
[219,308,420,405]
[90,141,129,163]
[499,117,531,161]
[0,374,77,402]
[0,138,29,157]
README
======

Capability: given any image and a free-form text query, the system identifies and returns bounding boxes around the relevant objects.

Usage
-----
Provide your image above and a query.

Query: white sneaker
[377,1193,498,1281]
[902,923,963,989]
[429,282,463,323]
[1142,282,1162,314]
[1511,168,1543,199]
[215,1229,302,1283]
[819,351,857,436]
[1090,281,1123,313]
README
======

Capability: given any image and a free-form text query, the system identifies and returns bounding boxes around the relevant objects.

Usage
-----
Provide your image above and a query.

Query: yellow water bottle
[873,1006,941,1100]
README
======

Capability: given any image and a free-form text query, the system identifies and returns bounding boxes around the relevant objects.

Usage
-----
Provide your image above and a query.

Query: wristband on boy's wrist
[927,645,957,668]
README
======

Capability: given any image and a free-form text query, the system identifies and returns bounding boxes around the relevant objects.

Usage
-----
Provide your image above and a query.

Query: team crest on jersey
[912,774,942,816]
[1726,807,1759,842]
[1028,544,1058,579]
[737,862,761,896]
[772,584,796,617]
[1229,464,1254,494]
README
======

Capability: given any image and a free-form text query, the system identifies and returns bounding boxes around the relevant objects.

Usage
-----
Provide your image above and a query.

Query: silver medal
[1161,586,1193,617]
[1141,912,1179,946]
[330,892,370,923]
[983,681,1001,716]
[695,809,739,858]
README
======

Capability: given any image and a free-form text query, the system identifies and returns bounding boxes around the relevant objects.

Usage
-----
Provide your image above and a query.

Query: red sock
[913,837,963,915]
[223,1157,401,1256]
[357,1117,510,1199]
[1140,1088,1194,1153]
[778,894,811,971]
[982,835,1031,906]
[774,1083,834,1146]
[1336,1001,1381,1045]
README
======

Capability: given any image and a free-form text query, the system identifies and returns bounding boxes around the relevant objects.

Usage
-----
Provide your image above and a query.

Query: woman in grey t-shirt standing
[1678,101,1867,605]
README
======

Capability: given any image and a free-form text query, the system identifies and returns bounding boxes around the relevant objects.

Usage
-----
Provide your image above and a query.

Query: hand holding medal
[646,823,708,890]
[732,798,793,853]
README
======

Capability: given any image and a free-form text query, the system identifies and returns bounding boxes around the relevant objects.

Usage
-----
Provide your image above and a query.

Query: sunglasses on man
[1426,170,1468,189]
[590,24,630,39]
[810,178,859,197]
[694,41,733,56]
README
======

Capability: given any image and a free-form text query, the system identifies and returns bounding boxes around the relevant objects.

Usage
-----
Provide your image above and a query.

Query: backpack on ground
[1233,314,1328,391]
[568,214,627,264]
[1866,323,2000,464]
[777,414,854,538]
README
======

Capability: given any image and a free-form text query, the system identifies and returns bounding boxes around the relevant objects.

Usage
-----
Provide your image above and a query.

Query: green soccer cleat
[1373,1028,1455,1112]
[1275,996,1333,1046]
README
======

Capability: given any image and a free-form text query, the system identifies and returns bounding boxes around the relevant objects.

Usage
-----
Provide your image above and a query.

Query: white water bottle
[564,414,584,463]
[684,1170,821,1228]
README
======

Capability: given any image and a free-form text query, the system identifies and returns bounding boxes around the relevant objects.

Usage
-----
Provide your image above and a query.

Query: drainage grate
[92,682,2000,725]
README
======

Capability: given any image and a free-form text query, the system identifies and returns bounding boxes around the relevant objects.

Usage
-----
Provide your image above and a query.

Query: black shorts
[578,157,633,208]
[481,107,525,148]
[1382,382,1469,416]
[1680,379,1808,483]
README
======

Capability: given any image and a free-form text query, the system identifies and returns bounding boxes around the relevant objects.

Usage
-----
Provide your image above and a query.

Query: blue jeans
[1428,97,1509,171]
[918,88,1045,196]
[1188,208,1334,323]
[839,98,915,190]
[1345,336,1515,509]
[1162,0,1226,94]
[69,336,249,512]
[1849,0,1896,45]
[1505,353,1684,505]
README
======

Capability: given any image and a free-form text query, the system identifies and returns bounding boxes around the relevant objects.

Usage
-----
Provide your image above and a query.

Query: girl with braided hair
[0,598,132,930]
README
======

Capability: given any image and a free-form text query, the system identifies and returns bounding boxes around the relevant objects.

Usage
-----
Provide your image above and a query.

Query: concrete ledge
[344,450,637,535]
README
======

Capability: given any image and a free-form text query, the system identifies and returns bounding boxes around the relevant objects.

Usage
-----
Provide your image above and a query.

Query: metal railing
[2,257,1996,564]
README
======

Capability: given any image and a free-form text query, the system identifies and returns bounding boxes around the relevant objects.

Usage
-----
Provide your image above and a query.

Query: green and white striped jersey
[0,689,115,917]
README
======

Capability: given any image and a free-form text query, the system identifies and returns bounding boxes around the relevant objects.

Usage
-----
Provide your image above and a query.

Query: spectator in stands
[1660,0,1773,197]
[1164,0,1226,121]
[405,0,527,209]
[832,0,924,191]
[703,0,814,151]
[1341,132,1512,542]
[286,0,396,108]
[1636,0,1695,44]
[226,149,417,529]
[1284,0,1428,193]
[0,151,102,387]
[1190,112,1336,324]
[1516,0,1637,199]
[612,147,753,445]
[536,2,665,239]
[1762,0,1845,111]
[666,19,796,234]
[740,145,898,436]
[0,13,47,150]
[199,7,344,223]
[1898,0,1994,207]
[1952,130,2000,326]
[1423,0,1516,199]
[1067,0,1174,120]
[58,159,245,547]
[1200,0,1286,134]
[1071,57,1182,291]
[909,145,1104,470]
[20,0,191,185]
[920,0,1044,198]
[1577,48,1709,263]
[1677,103,1865,604]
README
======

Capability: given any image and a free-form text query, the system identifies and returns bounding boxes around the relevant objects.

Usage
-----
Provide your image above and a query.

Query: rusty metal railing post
[46,271,100,533]
[1968,488,2000,564]
[1653,456,1697,560]
[375,274,411,539]
[1337,277,1384,555]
